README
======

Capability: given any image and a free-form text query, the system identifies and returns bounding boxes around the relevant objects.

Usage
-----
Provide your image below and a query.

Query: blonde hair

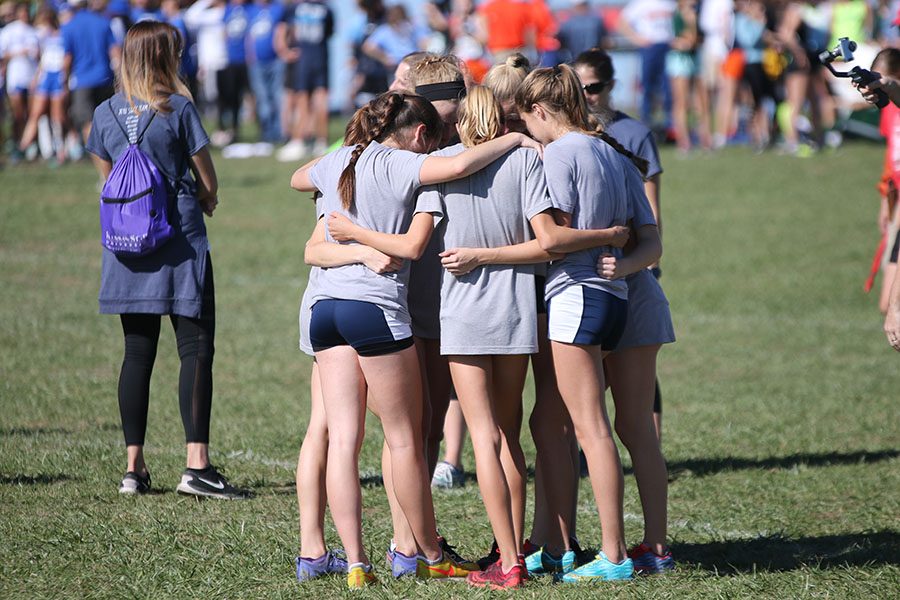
[457,86,502,147]
[482,53,531,104]
[517,65,649,176]
[409,54,465,88]
[118,20,192,113]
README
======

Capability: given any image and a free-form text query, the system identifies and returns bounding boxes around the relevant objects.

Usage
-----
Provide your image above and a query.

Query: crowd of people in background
[2,0,900,167]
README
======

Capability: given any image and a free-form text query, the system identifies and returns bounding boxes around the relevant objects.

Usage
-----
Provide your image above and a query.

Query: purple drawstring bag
[99,104,174,257]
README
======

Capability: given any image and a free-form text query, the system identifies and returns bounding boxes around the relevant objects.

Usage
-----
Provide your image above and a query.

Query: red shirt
[880,102,900,192]
[479,0,535,52]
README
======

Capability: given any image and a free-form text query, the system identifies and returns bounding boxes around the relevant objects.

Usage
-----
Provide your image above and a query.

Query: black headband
[415,81,467,102]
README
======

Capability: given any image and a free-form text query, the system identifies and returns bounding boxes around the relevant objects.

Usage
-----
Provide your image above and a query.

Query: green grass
[1,140,899,599]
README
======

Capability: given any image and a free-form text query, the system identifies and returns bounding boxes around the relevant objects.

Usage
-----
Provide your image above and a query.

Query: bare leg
[361,346,441,560]
[417,337,452,476]
[881,263,898,315]
[449,354,522,571]
[19,94,49,151]
[312,87,330,146]
[381,439,417,556]
[670,76,691,152]
[316,346,369,565]
[126,445,147,475]
[493,355,529,552]
[528,316,577,553]
[714,76,738,146]
[292,91,311,143]
[185,443,210,469]
[551,341,625,563]
[693,77,713,149]
[784,72,809,147]
[441,399,467,470]
[606,346,669,553]
[297,362,331,558]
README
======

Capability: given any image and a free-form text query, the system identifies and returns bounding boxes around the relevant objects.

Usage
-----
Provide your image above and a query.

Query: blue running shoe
[628,543,675,574]
[559,552,633,583]
[387,549,419,578]
[526,549,578,575]
[296,550,347,582]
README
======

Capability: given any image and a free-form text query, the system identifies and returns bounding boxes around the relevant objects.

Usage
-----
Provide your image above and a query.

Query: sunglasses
[583,81,610,95]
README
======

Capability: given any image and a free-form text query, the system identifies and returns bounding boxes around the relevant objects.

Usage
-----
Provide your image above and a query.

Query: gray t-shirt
[606,111,663,179]
[308,142,440,324]
[419,144,552,355]
[543,131,629,301]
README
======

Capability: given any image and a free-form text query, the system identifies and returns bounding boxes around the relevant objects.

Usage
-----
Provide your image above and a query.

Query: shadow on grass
[0,473,74,485]
[662,449,900,481]
[676,530,900,574]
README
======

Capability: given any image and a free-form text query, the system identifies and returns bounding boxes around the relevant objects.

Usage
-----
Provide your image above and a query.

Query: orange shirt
[531,0,559,52]
[479,0,535,52]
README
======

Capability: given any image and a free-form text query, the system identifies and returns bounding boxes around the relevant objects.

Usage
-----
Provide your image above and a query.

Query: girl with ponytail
[513,64,664,584]
[289,90,540,588]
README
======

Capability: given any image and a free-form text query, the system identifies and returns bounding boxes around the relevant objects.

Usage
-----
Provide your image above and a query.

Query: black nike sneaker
[176,465,249,500]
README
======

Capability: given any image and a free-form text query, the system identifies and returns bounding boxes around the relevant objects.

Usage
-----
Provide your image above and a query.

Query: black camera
[819,37,889,108]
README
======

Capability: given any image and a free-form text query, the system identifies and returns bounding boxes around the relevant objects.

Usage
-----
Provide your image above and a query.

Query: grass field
[1,138,899,599]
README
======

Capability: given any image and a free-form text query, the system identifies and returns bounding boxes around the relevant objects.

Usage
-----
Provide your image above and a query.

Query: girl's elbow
[536,234,560,253]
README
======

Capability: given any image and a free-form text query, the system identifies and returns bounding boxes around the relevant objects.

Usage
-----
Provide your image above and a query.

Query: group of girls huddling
[289,50,676,590]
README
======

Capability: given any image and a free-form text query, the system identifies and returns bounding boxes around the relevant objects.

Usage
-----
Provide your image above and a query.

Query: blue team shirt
[168,14,198,77]
[248,2,284,63]
[62,9,117,89]
[224,2,257,65]
[285,0,333,54]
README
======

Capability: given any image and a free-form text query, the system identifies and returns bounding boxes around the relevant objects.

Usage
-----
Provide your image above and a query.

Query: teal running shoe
[526,549,577,575]
[559,552,633,583]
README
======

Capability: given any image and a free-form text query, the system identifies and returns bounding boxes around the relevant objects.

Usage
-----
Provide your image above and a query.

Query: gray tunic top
[308,142,441,324]
[419,144,552,355]
[86,93,211,317]
[543,131,629,301]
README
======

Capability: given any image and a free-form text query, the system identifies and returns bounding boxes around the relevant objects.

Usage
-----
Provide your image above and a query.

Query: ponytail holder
[415,81,467,102]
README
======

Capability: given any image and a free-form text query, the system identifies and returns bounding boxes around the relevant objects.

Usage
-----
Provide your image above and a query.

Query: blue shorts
[37,72,64,97]
[547,285,628,348]
[310,299,413,357]
[288,51,328,92]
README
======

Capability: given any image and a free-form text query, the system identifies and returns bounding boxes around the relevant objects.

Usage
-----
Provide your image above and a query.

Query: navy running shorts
[309,298,413,357]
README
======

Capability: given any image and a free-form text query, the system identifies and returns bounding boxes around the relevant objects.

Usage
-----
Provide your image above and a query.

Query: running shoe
[431,461,465,488]
[526,548,577,575]
[346,562,377,589]
[119,471,151,495]
[467,560,526,589]
[295,550,348,582]
[176,465,249,499]
[476,539,500,570]
[559,552,634,583]
[416,552,472,579]
[628,543,675,574]
[388,549,418,578]
[438,535,479,571]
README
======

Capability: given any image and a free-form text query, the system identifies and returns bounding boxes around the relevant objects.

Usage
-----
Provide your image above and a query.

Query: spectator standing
[277,0,334,161]
[362,4,425,75]
[478,0,536,63]
[217,0,255,145]
[557,0,608,64]
[184,0,227,135]
[247,0,286,144]
[62,0,120,144]
[698,0,734,149]
[667,0,709,151]
[349,0,388,108]
[449,0,489,82]
[736,0,777,150]
[532,0,559,66]
[619,0,676,129]
[0,1,39,162]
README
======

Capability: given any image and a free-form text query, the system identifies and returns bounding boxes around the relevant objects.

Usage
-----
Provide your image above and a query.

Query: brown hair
[409,54,465,89]
[457,86,502,147]
[338,92,442,210]
[118,20,191,113]
[517,65,648,176]
[482,53,531,104]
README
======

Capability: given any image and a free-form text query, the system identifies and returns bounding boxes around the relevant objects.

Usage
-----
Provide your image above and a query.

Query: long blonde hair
[118,20,192,113]
[482,53,531,104]
[457,86,502,147]
[516,64,648,176]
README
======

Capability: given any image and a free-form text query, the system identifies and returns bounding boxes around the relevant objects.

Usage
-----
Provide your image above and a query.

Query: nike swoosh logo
[198,477,225,490]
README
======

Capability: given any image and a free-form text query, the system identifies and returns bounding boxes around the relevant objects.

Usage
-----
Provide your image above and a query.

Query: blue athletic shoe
[525,548,577,575]
[628,543,675,574]
[296,550,348,582]
[559,552,633,583]
[387,549,419,578]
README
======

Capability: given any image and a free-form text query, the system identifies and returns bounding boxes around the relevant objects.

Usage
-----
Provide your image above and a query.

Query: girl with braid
[290,91,540,588]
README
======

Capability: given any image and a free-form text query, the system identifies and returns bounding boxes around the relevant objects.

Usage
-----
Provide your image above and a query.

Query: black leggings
[216,63,248,133]
[118,257,215,446]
